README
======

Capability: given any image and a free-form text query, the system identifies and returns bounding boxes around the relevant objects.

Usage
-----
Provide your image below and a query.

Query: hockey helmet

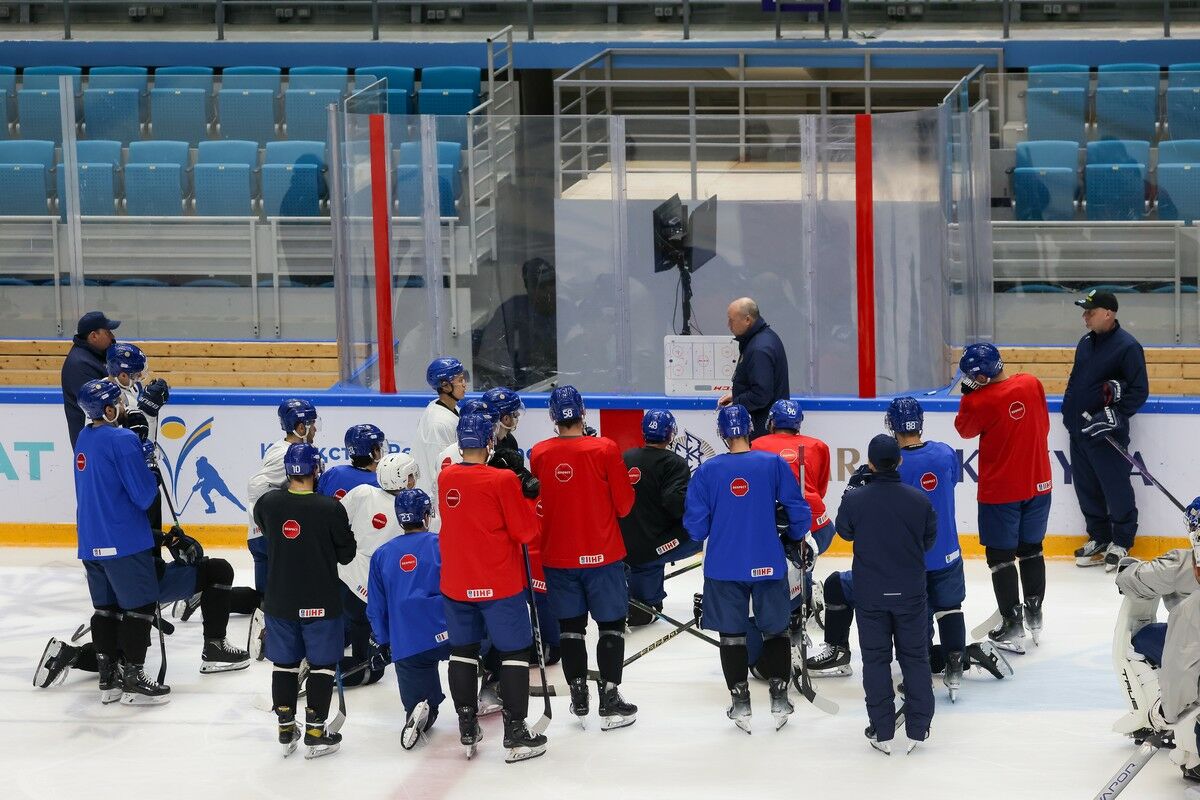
[767,399,803,432]
[426,357,468,392]
[885,396,924,435]
[395,488,433,527]
[105,342,147,380]
[548,385,585,423]
[717,405,752,440]
[959,343,1003,381]
[457,413,495,450]
[283,443,323,478]
[642,409,677,444]
[278,398,319,434]
[483,387,524,420]
[377,452,420,491]
[78,379,124,422]
[344,423,388,460]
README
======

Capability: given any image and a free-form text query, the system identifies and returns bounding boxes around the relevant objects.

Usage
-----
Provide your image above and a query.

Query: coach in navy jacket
[835,435,937,746]
[62,311,119,448]
[719,298,789,439]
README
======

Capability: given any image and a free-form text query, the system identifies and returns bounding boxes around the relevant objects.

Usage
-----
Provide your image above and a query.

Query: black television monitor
[685,195,717,273]
[652,194,687,273]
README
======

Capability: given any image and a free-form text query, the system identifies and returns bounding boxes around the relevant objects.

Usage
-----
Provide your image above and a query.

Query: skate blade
[100,689,123,704]
[990,639,1026,656]
[773,712,792,731]
[1076,556,1105,568]
[600,713,636,731]
[200,659,251,674]
[282,739,299,758]
[870,741,891,756]
[573,713,588,730]
[120,692,170,706]
[505,744,547,763]
[809,667,853,679]
[946,686,959,703]
[304,743,340,760]
[401,728,425,751]
[906,741,920,754]
[733,717,752,735]
[1030,629,1042,646]
[464,743,478,760]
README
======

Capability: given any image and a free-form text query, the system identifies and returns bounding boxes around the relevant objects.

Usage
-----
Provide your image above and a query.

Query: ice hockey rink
[0,547,1186,800]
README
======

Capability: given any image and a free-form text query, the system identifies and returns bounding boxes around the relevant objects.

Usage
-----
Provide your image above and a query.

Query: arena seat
[17,89,65,143]
[125,139,190,215]
[218,88,276,145]
[1087,139,1151,168]
[111,277,169,286]
[1097,63,1161,89]
[0,163,49,214]
[1150,283,1199,292]
[151,87,209,145]
[1157,163,1200,222]
[0,66,15,135]
[88,67,149,121]
[1083,283,1138,293]
[1025,88,1087,144]
[287,66,348,93]
[1095,87,1158,142]
[23,66,82,94]
[1086,163,1147,220]
[284,88,339,141]
[262,140,325,216]
[395,140,462,217]
[1003,283,1070,293]
[154,66,215,120]
[1028,64,1090,90]
[0,139,54,191]
[56,140,123,216]
[420,66,481,95]
[195,140,258,216]
[222,66,282,94]
[82,88,141,144]
[1169,63,1200,88]
[1167,87,1200,140]
[1012,140,1078,220]
[354,66,416,114]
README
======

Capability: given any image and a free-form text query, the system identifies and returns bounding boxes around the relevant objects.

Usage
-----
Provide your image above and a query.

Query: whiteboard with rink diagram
[663,335,739,397]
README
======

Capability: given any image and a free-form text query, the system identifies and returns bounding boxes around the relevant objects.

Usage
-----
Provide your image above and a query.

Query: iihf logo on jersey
[669,427,717,473]
[157,415,246,517]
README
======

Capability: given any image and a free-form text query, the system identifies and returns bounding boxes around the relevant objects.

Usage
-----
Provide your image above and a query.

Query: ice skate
[1104,544,1128,573]
[987,606,1026,655]
[247,609,266,661]
[457,705,482,759]
[200,638,251,673]
[34,637,80,688]
[276,707,301,758]
[598,682,637,731]
[401,700,429,751]
[965,640,1013,679]
[768,678,794,730]
[727,681,752,734]
[866,725,891,755]
[303,709,342,759]
[943,650,964,702]
[503,710,547,763]
[906,734,927,754]
[120,662,170,705]
[477,673,502,716]
[568,676,589,729]
[804,644,853,678]
[1024,595,1043,645]
[1075,539,1106,568]
[171,592,201,622]
[96,653,122,704]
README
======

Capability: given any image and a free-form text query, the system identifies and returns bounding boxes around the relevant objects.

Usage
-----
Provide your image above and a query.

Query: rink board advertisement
[0,389,1195,553]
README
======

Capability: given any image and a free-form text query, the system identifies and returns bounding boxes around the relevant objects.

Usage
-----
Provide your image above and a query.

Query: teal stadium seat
[0,163,49,214]
[1168,87,1200,140]
[23,66,82,94]
[1157,141,1200,222]
[287,66,348,93]
[284,89,340,142]
[222,66,282,93]
[154,66,215,121]
[194,139,258,216]
[18,90,65,143]
[124,140,190,216]
[262,140,325,216]
[151,88,209,146]
[1025,88,1086,144]
[89,67,149,122]
[1087,139,1151,169]
[1028,64,1090,90]
[1097,63,1161,89]
[1095,87,1158,142]
[1086,164,1147,220]
[1169,64,1200,88]
[83,88,141,144]
[0,67,15,137]
[354,66,416,114]
[57,140,122,217]
[0,139,54,192]
[219,89,276,146]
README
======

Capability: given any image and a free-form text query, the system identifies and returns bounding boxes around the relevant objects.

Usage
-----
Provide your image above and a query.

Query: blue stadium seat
[195,139,258,216]
[0,164,49,214]
[1169,63,1200,88]
[1087,139,1151,169]
[0,140,54,191]
[420,66,481,94]
[355,67,416,114]
[83,88,141,144]
[57,141,122,217]
[1028,64,1090,90]
[151,88,208,145]
[126,139,190,214]
[1015,140,1078,170]
[183,278,239,287]
[396,140,463,171]
[1151,283,1199,292]
[218,89,276,146]
[1095,87,1158,142]
[89,67,149,122]
[1013,168,1077,221]
[1083,283,1138,293]
[1167,87,1200,140]
[1157,164,1200,222]
[284,89,340,141]
[1004,283,1070,293]
[262,140,325,216]
[288,66,348,92]
[222,66,282,94]
[111,277,169,287]
[0,67,15,137]
[1097,63,1161,89]
[1025,88,1086,144]
[1085,163,1147,220]
[0,277,32,285]
[23,66,82,93]
[154,66,215,120]
[1160,140,1200,164]
[17,90,66,143]
[75,139,122,166]
[394,163,459,217]
[417,88,478,116]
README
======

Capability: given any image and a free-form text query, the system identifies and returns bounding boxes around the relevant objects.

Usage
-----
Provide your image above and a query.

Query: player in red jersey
[529,386,637,731]
[953,343,1052,655]
[438,413,546,763]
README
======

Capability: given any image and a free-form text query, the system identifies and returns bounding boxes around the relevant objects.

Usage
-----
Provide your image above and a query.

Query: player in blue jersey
[318,423,386,500]
[72,379,170,705]
[367,489,450,751]
[684,404,812,733]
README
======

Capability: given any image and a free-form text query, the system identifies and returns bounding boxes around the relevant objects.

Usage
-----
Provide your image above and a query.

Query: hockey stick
[792,567,840,716]
[522,545,552,735]
[628,599,720,647]
[664,558,703,582]
[1091,733,1173,800]
[71,605,176,643]
[154,603,168,686]
[1102,435,1188,514]
[328,664,347,735]
[970,611,1002,642]
[178,485,199,516]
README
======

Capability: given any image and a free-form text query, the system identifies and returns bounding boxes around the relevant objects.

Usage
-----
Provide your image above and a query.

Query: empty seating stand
[57,139,122,216]
[125,140,190,215]
[394,140,462,217]
[0,139,54,214]
[1013,140,1079,220]
[262,140,325,216]
[1157,140,1200,222]
[194,139,259,216]
[1026,87,1087,144]
[355,66,416,114]
[1085,139,1150,220]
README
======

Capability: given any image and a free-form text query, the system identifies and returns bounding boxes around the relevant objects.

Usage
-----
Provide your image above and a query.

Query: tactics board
[664,335,739,397]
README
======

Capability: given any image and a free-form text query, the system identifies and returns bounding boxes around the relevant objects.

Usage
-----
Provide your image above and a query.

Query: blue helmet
[548,385,585,423]
[885,396,924,435]
[767,399,803,431]
[344,423,387,459]
[395,488,432,527]
[717,404,752,440]
[959,342,1003,381]
[457,413,495,449]
[283,443,323,477]
[458,398,494,422]
[642,409,677,444]
[105,342,147,378]
[78,378,123,421]
[426,357,468,392]
[278,398,318,434]
[483,387,524,419]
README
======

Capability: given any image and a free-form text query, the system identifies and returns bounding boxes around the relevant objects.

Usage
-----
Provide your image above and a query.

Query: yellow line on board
[0,523,1188,560]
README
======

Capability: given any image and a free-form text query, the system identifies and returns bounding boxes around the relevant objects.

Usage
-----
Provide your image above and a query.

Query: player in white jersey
[339,452,420,604]
[413,357,468,501]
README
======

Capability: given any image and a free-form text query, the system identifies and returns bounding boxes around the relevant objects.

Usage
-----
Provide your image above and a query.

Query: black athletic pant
[1070,430,1138,549]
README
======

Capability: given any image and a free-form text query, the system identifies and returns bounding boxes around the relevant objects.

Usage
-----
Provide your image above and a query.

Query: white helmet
[376,452,419,491]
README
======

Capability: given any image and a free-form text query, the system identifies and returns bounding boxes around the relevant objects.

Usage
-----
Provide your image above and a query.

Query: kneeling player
[367,489,450,750]
[684,404,811,732]
[254,444,356,759]
[440,413,547,762]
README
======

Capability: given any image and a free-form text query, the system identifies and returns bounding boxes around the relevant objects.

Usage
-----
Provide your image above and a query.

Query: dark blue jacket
[1061,320,1149,435]
[61,336,108,448]
[731,317,790,438]
[834,470,937,610]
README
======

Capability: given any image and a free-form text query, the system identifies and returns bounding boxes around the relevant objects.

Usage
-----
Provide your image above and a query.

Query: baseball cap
[77,311,121,337]
[867,434,901,471]
[1074,290,1118,312]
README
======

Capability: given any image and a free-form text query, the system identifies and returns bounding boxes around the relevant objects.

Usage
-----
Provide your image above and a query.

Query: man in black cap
[835,434,938,755]
[1061,290,1149,571]
[61,311,120,448]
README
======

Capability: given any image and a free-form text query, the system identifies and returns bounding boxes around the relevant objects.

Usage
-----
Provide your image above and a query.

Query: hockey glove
[846,463,872,490]
[775,501,790,535]
[163,525,204,566]
[125,409,151,442]
[693,592,703,627]
[369,637,391,673]
[1101,379,1124,408]
[140,439,157,468]
[960,375,980,395]
[1186,497,1200,532]
[1081,407,1125,439]
[138,378,170,418]
[784,533,818,571]
[519,473,541,500]
[583,424,599,438]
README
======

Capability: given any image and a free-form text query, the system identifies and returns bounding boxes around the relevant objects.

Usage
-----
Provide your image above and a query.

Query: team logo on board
[372,513,388,530]
[555,464,574,482]
[730,478,750,497]
[1009,402,1026,420]
[446,489,462,509]
[282,520,301,539]
[628,467,642,484]
[400,554,417,572]
[920,472,938,491]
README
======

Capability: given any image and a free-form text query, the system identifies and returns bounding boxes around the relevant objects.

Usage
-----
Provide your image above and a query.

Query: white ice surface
[0,549,1188,800]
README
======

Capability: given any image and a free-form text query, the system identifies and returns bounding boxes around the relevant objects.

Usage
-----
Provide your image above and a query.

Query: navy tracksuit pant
[856,597,934,742]
[1069,430,1138,549]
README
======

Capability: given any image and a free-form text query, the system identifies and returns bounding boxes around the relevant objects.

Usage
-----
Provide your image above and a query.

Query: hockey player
[253,443,356,759]
[367,489,450,750]
[620,409,702,627]
[683,404,812,733]
[836,434,937,754]
[431,399,494,510]
[336,451,420,688]
[414,357,469,497]
[954,343,1052,655]
[317,423,386,499]
[530,386,638,730]
[439,413,547,762]
[751,399,833,552]
[72,379,171,705]
[105,342,169,446]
